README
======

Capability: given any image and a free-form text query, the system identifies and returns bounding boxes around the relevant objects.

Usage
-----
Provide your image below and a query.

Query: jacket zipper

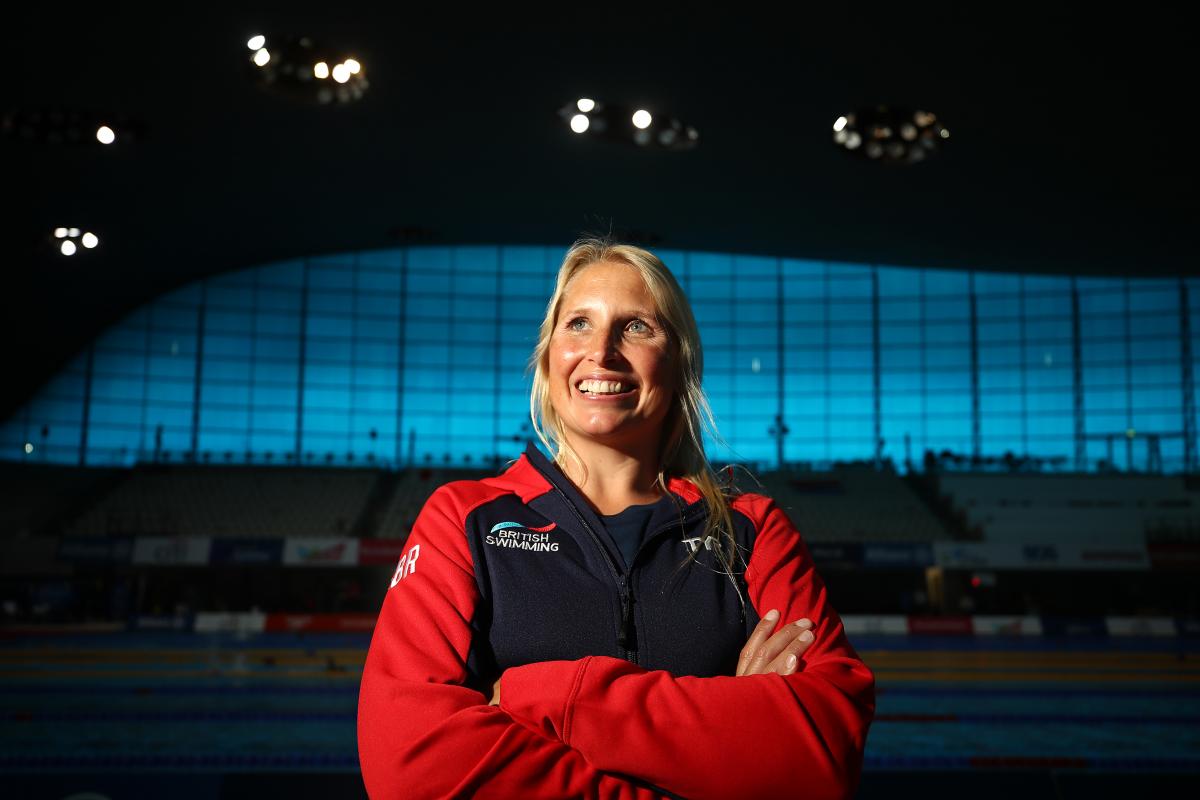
[545,476,706,664]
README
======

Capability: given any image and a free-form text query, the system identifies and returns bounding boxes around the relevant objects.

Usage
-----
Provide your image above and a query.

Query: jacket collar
[508,441,705,539]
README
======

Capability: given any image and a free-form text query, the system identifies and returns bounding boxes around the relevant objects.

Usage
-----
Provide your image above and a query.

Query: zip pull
[617,585,635,651]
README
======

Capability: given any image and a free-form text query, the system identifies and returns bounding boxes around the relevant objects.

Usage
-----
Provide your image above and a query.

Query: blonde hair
[528,237,744,583]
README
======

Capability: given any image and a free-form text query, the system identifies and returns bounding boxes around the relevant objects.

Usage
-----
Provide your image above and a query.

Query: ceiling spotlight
[3,109,146,147]
[51,226,100,256]
[247,35,266,51]
[832,106,949,164]
[247,34,369,105]
[557,99,699,151]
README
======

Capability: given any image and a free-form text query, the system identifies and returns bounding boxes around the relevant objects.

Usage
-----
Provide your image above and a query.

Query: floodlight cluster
[559,98,699,150]
[832,106,949,164]
[245,33,369,105]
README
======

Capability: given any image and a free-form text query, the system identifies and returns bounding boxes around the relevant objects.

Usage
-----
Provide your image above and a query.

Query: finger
[737,609,780,676]
[766,627,816,675]
[745,618,812,676]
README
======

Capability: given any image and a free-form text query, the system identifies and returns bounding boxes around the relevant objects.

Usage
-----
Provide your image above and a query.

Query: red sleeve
[357,485,668,800]
[499,496,875,800]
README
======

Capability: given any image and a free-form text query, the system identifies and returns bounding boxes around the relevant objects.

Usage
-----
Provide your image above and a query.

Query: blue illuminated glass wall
[2,246,1197,472]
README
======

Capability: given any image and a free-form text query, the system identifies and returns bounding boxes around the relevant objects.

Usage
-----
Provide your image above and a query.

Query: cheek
[642,352,677,399]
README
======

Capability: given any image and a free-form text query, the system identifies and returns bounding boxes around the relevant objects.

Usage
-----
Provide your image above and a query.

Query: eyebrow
[561,307,658,319]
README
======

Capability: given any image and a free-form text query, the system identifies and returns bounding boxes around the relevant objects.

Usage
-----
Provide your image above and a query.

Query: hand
[488,676,501,706]
[735,608,815,677]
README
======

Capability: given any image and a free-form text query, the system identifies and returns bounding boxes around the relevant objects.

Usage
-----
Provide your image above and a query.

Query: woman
[358,240,875,799]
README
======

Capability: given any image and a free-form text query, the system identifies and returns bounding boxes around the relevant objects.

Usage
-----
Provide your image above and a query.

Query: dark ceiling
[2,8,1194,417]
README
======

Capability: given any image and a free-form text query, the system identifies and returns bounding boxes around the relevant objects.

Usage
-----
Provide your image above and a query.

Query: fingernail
[785,654,797,670]
[799,630,813,642]
[794,618,812,628]
[765,609,779,622]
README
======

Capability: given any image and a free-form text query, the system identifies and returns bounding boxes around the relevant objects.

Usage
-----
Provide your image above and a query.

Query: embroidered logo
[486,520,559,552]
[682,535,718,553]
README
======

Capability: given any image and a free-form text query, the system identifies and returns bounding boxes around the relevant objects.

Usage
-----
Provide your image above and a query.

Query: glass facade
[3,246,1197,472]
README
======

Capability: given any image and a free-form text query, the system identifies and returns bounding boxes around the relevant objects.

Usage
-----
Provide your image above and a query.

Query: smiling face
[546,260,677,452]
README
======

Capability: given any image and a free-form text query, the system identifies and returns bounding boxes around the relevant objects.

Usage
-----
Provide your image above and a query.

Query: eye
[566,317,588,331]
[627,319,650,334]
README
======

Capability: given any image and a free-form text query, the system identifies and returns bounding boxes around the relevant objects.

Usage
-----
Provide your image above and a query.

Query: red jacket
[358,445,875,798]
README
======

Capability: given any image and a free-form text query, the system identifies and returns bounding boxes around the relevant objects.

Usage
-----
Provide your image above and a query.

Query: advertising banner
[132,536,212,566]
[807,542,863,569]
[840,615,910,635]
[57,537,133,564]
[907,615,973,636]
[1104,616,1176,637]
[359,539,409,565]
[282,538,360,567]
[934,541,1148,571]
[1040,616,1108,637]
[263,613,377,633]
[862,542,935,569]
[972,615,1044,636]
[209,538,284,565]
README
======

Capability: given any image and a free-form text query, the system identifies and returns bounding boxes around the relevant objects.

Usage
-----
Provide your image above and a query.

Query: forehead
[561,261,656,307]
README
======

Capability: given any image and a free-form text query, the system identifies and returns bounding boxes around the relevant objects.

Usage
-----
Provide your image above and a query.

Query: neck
[555,434,665,516]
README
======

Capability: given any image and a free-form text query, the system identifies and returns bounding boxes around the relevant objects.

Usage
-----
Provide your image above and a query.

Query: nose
[586,323,623,364]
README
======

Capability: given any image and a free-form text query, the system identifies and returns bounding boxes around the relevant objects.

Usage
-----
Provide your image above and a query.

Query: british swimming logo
[486,520,559,552]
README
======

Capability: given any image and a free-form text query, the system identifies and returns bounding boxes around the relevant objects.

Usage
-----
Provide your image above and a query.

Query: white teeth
[578,379,627,394]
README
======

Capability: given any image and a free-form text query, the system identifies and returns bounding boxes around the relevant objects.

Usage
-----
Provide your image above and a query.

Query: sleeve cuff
[499,657,593,744]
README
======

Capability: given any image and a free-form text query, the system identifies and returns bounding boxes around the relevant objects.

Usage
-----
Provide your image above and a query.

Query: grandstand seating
[0,464,120,537]
[754,464,951,541]
[939,473,1199,545]
[64,467,379,537]
[370,466,496,538]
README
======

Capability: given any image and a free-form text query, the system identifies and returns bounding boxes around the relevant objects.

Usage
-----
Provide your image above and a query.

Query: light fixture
[247,34,266,50]
[2,109,145,147]
[24,443,33,454]
[832,106,950,164]
[51,227,99,256]
[558,99,698,151]
[246,34,369,105]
